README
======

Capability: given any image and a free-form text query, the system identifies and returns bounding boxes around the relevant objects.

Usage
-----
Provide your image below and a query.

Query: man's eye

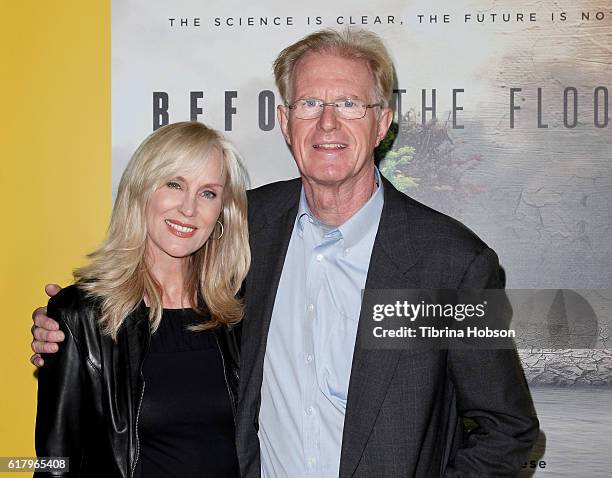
[166,181,181,189]
[342,99,355,108]
[303,99,319,107]
[200,190,216,199]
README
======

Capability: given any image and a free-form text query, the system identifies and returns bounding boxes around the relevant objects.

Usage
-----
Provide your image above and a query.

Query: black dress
[137,308,239,477]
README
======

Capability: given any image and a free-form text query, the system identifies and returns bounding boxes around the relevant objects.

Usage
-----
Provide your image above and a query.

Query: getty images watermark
[360,289,611,350]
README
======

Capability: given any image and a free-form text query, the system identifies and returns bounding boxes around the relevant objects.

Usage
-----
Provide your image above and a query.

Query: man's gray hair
[273,28,395,108]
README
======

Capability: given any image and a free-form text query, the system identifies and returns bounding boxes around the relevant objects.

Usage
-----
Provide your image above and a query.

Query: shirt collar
[296,168,384,249]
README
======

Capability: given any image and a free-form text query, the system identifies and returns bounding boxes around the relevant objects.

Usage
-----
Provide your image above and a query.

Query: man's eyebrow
[336,94,363,99]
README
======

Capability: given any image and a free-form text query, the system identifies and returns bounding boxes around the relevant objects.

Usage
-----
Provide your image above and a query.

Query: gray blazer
[236,176,538,477]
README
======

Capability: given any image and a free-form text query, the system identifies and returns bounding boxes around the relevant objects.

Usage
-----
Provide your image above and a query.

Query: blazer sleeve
[444,247,539,477]
[34,294,86,477]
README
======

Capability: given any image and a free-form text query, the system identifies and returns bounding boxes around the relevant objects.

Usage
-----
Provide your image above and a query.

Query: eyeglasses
[287,98,381,120]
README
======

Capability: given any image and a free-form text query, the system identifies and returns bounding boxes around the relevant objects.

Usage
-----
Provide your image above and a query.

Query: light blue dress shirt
[259,171,384,478]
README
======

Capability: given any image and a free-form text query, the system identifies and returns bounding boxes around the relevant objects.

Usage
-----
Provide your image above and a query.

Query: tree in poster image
[378,113,484,216]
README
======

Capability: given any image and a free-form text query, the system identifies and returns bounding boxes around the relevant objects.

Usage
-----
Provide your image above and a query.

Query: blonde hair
[75,122,250,338]
[273,28,395,107]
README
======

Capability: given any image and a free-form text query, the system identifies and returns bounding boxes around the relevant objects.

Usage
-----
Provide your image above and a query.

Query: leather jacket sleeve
[35,290,87,477]
[213,322,241,416]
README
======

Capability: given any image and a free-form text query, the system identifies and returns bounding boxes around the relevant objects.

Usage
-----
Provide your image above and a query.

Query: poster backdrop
[112,1,611,475]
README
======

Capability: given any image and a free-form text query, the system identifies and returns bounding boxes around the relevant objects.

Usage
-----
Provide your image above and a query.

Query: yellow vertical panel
[0,0,111,467]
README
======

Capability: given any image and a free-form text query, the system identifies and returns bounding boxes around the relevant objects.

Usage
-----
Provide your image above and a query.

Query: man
[32,29,538,477]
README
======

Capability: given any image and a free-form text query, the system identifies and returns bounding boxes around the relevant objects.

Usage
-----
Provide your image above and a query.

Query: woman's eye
[166,181,181,190]
[200,190,216,199]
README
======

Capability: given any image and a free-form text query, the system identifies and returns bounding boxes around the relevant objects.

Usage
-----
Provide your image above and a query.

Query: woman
[35,122,250,477]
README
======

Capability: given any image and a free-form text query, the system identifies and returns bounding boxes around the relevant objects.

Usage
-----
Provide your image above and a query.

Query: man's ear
[376,107,394,146]
[277,105,291,145]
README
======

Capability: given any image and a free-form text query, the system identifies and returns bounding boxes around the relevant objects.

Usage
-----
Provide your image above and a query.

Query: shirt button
[316,253,323,262]
[307,303,314,312]
[308,457,316,467]
[344,248,350,255]
[305,353,313,363]
[306,406,314,415]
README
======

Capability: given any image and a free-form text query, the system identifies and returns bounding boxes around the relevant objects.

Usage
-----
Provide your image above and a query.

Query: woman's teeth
[165,220,195,233]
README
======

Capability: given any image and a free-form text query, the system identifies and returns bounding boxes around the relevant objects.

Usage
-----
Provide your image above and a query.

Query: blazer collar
[248,178,302,236]
[370,174,420,278]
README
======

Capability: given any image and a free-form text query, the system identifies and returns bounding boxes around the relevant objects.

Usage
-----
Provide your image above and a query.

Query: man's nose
[317,103,340,132]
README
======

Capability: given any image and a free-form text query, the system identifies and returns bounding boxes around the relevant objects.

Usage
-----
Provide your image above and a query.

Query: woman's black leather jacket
[35,285,240,478]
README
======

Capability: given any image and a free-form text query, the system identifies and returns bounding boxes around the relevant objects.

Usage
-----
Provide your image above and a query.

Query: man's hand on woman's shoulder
[30,283,64,367]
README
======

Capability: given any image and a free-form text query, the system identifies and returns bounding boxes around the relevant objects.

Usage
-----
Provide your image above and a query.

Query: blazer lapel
[340,178,420,478]
[239,181,302,425]
[245,207,299,371]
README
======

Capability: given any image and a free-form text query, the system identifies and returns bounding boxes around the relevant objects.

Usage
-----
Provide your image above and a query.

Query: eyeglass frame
[285,97,383,120]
